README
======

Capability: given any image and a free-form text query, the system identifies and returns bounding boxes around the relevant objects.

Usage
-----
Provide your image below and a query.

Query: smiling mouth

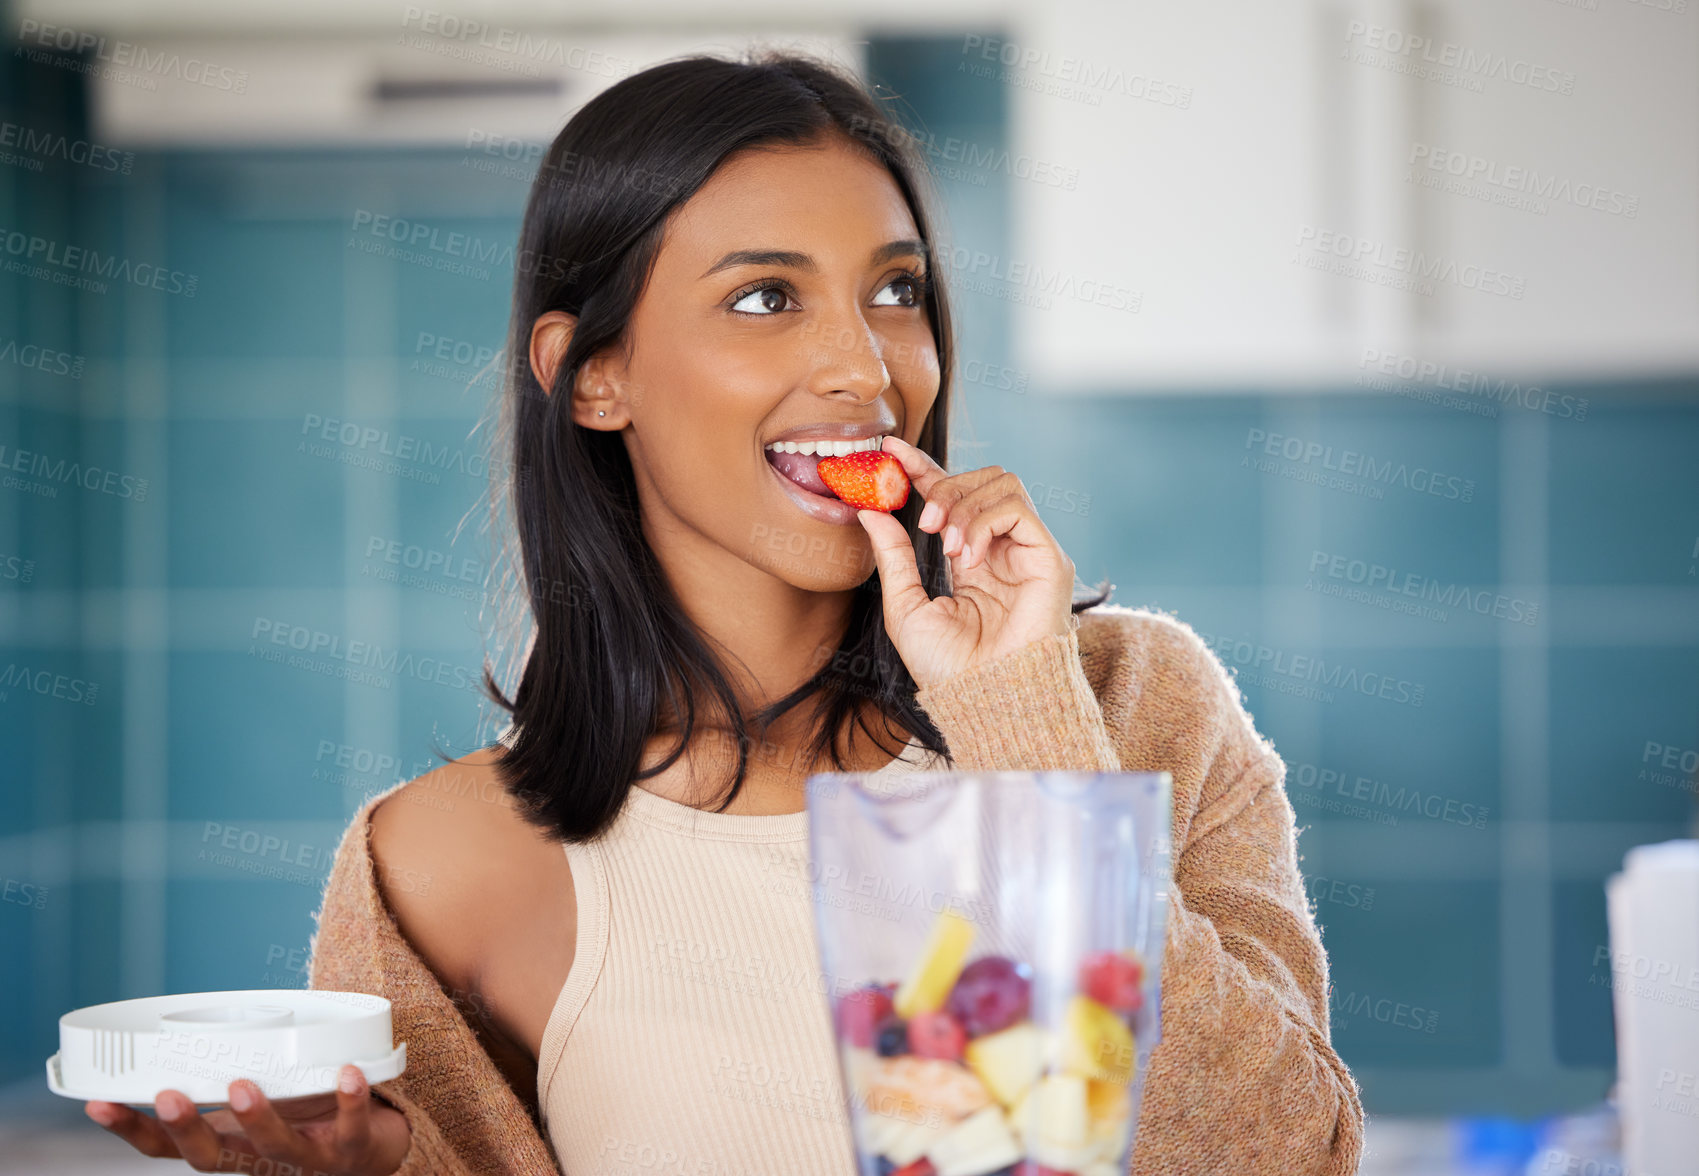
[763,434,889,496]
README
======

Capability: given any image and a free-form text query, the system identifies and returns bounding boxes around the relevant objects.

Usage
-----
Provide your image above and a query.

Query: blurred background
[1,0,1695,1173]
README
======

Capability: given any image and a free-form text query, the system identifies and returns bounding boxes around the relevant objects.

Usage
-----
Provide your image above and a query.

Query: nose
[801,313,891,406]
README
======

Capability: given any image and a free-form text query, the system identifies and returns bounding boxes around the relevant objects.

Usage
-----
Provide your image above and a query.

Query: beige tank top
[532,734,943,1174]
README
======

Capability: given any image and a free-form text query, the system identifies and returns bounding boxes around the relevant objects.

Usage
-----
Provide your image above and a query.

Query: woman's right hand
[84,1063,411,1174]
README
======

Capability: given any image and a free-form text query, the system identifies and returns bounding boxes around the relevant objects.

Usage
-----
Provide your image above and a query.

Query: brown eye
[730,283,794,315]
[872,273,926,308]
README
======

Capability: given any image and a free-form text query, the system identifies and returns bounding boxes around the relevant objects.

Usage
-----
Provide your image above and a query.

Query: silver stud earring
[598,410,606,417]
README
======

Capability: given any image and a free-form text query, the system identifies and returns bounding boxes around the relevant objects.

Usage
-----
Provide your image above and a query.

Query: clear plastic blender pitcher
[806,769,1173,1176]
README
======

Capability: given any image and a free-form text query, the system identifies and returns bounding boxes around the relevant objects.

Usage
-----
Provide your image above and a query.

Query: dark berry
[945,956,1032,1036]
[875,1158,897,1176]
[874,1014,909,1057]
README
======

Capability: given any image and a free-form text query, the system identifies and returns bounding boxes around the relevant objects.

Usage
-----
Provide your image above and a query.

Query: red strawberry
[836,984,895,1048]
[817,450,910,512]
[907,1009,967,1061]
[891,1160,936,1176]
[1079,948,1145,1013]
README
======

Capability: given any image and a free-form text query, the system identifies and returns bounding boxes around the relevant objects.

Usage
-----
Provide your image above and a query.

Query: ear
[529,310,629,431]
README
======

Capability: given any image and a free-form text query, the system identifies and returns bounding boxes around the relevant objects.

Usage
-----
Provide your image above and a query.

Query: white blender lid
[46,990,407,1106]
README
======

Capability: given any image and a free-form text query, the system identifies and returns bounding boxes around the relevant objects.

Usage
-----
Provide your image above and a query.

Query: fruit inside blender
[836,909,1146,1176]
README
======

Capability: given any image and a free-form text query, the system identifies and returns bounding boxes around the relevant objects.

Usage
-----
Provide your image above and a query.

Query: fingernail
[229,1083,253,1112]
[88,1103,114,1126]
[918,502,941,530]
[942,525,960,553]
[340,1066,363,1095]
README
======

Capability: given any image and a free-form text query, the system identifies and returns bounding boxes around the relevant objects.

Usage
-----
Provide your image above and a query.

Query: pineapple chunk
[1007,1083,1035,1138]
[1086,1077,1133,1161]
[1031,1073,1089,1148]
[963,1021,1046,1107]
[894,909,977,1018]
[1085,1076,1129,1123]
[927,1104,1024,1176]
[884,1114,949,1165]
[1061,994,1136,1086]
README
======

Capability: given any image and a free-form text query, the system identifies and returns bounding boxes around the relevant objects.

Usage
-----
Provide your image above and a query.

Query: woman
[85,50,1364,1175]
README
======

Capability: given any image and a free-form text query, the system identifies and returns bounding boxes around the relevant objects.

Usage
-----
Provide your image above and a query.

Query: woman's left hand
[856,436,1077,691]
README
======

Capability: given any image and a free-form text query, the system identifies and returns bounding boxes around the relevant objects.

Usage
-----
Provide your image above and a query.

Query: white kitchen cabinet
[1009,0,1699,390]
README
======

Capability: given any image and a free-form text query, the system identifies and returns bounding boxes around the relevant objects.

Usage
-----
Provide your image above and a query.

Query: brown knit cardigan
[307,605,1366,1174]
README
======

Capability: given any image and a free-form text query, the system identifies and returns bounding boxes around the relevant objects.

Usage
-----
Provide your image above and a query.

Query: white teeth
[764,434,885,454]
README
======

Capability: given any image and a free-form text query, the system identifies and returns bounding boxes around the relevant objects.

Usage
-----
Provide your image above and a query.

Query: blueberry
[875,1159,897,1176]
[874,1015,909,1057]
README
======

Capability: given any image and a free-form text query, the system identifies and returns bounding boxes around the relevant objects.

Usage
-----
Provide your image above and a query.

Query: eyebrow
[698,239,928,280]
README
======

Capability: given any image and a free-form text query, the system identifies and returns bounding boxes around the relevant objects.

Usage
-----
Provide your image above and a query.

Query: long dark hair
[468,49,1108,843]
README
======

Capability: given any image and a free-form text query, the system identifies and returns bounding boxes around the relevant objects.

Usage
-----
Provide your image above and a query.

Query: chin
[746,531,877,594]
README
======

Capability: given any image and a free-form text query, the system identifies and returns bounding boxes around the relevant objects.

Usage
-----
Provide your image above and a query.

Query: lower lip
[766,458,860,525]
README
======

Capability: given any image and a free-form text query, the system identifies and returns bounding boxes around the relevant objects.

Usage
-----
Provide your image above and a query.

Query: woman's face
[581,132,940,594]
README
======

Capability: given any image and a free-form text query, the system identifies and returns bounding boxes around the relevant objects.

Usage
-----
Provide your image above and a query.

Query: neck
[641,508,856,727]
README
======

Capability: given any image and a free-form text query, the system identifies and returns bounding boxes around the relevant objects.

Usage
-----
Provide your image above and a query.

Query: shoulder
[1075,604,1281,784]
[1076,603,1244,708]
[367,746,571,997]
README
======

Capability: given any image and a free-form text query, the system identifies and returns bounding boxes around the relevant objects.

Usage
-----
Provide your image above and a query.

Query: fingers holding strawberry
[852,436,1077,690]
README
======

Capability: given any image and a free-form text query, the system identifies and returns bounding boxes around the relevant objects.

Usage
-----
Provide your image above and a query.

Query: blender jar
[806,769,1172,1176]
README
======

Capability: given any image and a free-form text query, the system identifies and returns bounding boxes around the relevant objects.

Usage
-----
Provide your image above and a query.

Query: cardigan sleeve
[913,617,1365,1175]
[307,801,481,1176]
[307,790,561,1176]
[1139,753,1366,1174]
[913,627,1121,771]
